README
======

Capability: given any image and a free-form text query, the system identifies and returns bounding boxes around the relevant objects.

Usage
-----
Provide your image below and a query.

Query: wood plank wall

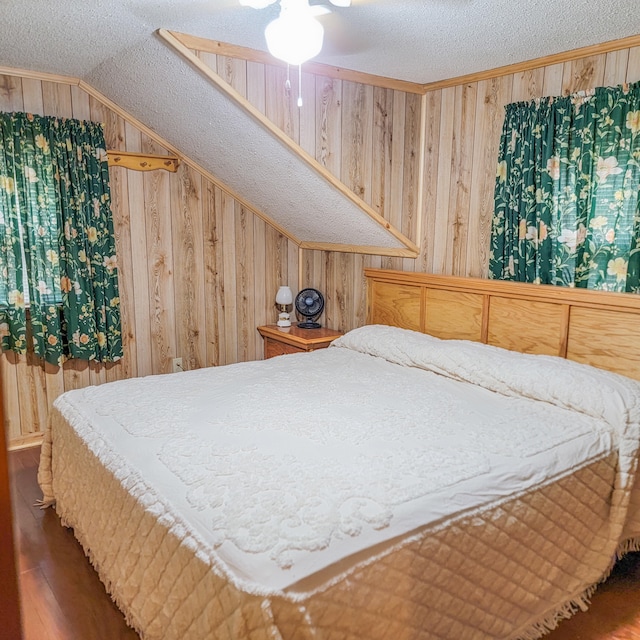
[0,73,295,447]
[415,47,640,283]
[201,45,640,334]
[278,46,640,333]
[4,43,640,444]
[195,50,422,334]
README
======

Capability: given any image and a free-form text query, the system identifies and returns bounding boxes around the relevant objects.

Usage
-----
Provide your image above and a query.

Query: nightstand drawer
[258,324,343,359]
[264,338,304,358]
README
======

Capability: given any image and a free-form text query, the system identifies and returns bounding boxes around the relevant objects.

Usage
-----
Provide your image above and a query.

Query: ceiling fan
[240,0,350,8]
[239,0,351,67]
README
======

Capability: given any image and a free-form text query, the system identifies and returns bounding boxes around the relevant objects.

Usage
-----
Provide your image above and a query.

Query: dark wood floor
[8,446,640,639]
[10,447,138,640]
[545,551,640,640]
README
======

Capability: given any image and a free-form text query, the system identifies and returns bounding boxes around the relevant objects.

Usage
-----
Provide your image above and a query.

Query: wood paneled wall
[4,42,640,445]
[195,50,422,337]
[0,73,296,447]
[201,44,640,335]
[305,46,640,332]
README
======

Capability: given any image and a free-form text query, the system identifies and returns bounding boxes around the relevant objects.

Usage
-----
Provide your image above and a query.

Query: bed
[37,268,640,640]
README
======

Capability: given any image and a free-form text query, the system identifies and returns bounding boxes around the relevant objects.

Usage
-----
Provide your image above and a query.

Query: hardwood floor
[8,445,640,639]
[10,447,139,640]
[544,552,640,640]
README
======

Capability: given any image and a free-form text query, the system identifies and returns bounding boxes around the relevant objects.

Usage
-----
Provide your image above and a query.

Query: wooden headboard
[365,268,640,380]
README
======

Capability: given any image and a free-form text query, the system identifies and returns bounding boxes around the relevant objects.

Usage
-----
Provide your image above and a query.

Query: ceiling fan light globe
[239,0,278,8]
[328,0,351,6]
[265,14,324,65]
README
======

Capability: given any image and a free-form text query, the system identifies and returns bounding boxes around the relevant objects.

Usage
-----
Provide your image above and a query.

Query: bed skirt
[39,404,626,640]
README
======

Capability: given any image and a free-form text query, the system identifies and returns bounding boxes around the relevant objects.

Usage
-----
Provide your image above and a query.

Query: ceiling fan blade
[328,0,351,6]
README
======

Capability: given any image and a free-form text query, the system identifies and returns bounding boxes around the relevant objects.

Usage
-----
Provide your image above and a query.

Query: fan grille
[295,288,324,328]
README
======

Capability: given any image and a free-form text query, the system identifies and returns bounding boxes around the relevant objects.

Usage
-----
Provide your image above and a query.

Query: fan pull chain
[285,64,291,91]
[297,64,303,108]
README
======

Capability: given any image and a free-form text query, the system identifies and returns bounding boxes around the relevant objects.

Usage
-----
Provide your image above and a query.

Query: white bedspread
[38,325,640,639]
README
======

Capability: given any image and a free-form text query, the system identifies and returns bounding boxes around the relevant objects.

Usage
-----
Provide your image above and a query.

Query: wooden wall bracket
[107,150,180,173]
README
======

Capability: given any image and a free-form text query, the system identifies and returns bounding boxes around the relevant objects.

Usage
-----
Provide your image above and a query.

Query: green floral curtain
[490,82,640,292]
[0,111,122,365]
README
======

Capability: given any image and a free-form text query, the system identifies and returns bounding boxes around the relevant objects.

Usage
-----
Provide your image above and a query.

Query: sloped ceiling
[1,1,640,252]
[94,30,415,252]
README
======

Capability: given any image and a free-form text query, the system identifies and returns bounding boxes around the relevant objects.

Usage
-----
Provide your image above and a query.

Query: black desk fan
[295,288,324,328]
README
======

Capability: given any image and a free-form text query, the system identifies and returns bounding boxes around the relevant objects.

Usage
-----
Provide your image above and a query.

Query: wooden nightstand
[257,324,343,359]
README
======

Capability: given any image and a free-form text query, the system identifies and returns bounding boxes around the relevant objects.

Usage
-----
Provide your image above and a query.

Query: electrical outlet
[171,357,184,373]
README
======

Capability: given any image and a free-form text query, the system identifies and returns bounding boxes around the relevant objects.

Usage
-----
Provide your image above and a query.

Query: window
[490,83,640,293]
[0,111,122,365]
[4,188,63,309]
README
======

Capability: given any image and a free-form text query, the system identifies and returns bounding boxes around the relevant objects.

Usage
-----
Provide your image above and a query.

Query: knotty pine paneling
[301,45,640,333]
[0,74,292,446]
[4,43,640,444]
[194,51,423,331]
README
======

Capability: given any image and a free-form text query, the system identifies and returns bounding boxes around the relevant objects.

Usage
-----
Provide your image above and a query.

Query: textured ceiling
[3,0,640,84]
[1,1,640,250]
